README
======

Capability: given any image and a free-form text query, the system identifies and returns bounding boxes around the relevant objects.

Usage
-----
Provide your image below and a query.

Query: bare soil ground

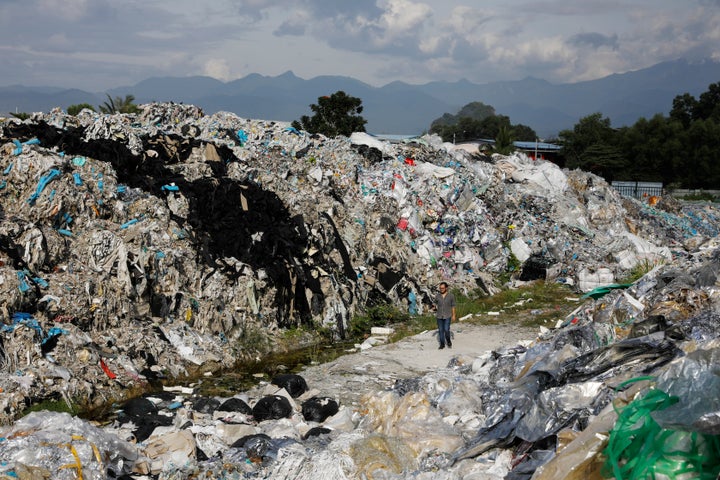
[287,319,538,406]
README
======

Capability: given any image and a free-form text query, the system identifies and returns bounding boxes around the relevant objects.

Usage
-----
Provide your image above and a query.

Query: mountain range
[2,58,719,138]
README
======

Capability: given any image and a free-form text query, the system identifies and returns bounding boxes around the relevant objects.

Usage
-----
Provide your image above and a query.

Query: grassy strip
[352,280,584,342]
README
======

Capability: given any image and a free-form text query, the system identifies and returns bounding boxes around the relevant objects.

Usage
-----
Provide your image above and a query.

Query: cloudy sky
[1,0,719,92]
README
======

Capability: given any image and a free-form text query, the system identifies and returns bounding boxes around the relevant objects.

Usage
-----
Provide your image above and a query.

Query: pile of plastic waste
[0,252,718,478]
[1,103,719,478]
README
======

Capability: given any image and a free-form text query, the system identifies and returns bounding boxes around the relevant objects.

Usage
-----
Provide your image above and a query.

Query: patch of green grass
[618,259,659,284]
[387,314,437,343]
[349,304,410,339]
[235,324,272,356]
[22,396,77,417]
[454,280,580,328]
[362,281,582,343]
[678,192,719,202]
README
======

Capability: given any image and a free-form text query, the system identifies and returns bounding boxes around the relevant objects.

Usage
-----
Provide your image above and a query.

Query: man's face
[439,285,447,293]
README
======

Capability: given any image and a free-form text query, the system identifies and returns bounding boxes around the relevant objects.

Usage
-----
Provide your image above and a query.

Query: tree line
[18,81,718,189]
[6,94,141,119]
[559,82,720,189]
[427,101,537,146]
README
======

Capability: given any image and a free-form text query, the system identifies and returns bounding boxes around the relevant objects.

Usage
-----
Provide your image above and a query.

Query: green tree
[67,103,96,116]
[479,115,511,139]
[684,118,720,188]
[616,114,684,184]
[693,81,720,121]
[511,123,537,142]
[455,101,496,121]
[8,112,30,120]
[430,101,496,128]
[99,94,139,114]
[494,125,515,155]
[292,91,367,137]
[669,93,696,128]
[428,102,536,144]
[558,112,618,170]
[577,143,626,181]
[559,82,720,188]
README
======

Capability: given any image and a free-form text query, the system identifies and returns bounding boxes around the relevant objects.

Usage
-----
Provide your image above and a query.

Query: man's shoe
[438,345,445,349]
[447,341,452,349]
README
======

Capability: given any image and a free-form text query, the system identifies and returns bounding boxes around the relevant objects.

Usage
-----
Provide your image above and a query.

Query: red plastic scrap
[99,358,117,379]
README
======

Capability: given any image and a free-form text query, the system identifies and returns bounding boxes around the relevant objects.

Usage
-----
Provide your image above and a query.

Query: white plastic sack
[510,238,532,263]
[413,161,455,179]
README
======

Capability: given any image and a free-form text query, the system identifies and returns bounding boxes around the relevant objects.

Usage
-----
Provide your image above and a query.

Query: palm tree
[494,125,516,155]
[99,94,139,114]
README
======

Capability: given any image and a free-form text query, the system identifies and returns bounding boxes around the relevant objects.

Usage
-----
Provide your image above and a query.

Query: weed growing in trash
[234,324,273,356]
[349,304,410,338]
[457,281,580,328]
[21,397,77,417]
[498,246,521,285]
[677,191,719,202]
[376,281,581,342]
[619,258,661,284]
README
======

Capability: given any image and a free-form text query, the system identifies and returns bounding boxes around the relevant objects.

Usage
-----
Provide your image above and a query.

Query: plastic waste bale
[140,429,196,475]
[515,381,610,443]
[349,433,419,479]
[577,267,615,293]
[231,433,274,463]
[360,390,464,458]
[530,378,649,480]
[322,406,358,432]
[191,424,235,458]
[651,341,720,435]
[0,411,138,480]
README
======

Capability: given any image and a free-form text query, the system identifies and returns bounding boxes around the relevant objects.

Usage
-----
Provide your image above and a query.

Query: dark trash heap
[0,103,719,478]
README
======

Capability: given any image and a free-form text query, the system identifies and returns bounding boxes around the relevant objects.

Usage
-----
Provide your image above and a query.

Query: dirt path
[290,320,539,406]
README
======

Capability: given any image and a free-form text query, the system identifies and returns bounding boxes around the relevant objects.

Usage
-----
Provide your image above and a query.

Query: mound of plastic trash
[1,103,720,478]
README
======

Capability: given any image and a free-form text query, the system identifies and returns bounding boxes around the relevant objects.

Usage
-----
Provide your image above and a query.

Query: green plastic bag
[602,387,720,479]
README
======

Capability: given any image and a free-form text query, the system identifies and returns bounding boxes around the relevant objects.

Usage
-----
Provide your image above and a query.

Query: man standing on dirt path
[434,282,456,349]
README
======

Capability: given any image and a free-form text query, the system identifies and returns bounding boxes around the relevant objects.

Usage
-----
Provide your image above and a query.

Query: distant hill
[1,58,719,138]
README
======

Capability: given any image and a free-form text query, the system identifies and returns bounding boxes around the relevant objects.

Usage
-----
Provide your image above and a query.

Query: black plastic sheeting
[450,315,700,477]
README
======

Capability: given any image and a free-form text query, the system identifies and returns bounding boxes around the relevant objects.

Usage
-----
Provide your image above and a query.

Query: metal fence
[611,181,663,199]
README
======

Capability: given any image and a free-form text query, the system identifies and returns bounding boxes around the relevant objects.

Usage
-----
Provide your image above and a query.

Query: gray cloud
[274,18,308,36]
[515,0,628,16]
[568,32,619,50]
[229,0,380,22]
[1,0,719,92]
[292,1,434,57]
